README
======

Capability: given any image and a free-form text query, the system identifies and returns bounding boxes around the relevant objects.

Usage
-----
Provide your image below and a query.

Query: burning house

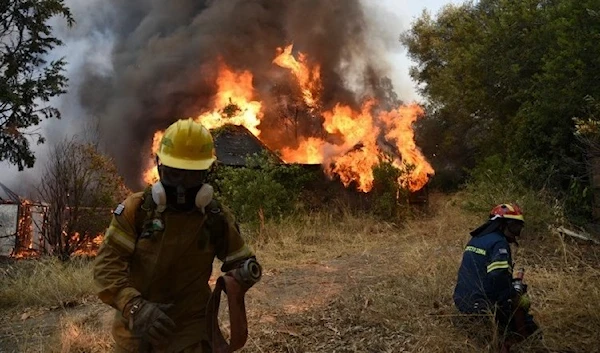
[0,182,48,258]
[139,50,434,193]
[79,0,435,195]
[213,124,282,167]
[209,124,431,206]
[4,1,438,258]
[0,182,110,259]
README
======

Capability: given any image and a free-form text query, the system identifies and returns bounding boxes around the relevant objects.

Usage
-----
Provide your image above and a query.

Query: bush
[210,152,316,223]
[461,155,564,234]
[370,160,411,221]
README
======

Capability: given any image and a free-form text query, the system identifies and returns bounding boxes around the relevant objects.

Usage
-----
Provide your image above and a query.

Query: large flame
[143,46,434,192]
[143,64,262,185]
[281,101,433,192]
[273,44,321,109]
[196,65,263,135]
[379,105,435,191]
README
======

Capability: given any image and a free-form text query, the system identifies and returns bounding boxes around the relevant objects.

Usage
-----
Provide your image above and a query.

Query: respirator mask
[151,164,213,212]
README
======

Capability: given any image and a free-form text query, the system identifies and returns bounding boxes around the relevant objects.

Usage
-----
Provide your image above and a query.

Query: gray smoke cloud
[0,0,115,196]
[77,0,404,188]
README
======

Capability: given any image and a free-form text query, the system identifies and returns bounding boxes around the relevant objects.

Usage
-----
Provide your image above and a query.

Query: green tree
[0,0,73,170]
[574,96,600,156]
[402,0,600,220]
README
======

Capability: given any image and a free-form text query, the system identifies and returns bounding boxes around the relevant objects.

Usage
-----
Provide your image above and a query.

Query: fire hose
[206,258,262,353]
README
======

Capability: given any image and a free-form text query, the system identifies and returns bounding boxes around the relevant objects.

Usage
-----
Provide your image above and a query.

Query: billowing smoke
[0,0,115,196]
[79,0,404,188]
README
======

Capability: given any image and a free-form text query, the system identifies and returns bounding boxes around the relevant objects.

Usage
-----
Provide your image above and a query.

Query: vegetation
[0,257,93,309]
[36,138,128,260]
[210,151,317,224]
[0,0,73,170]
[405,0,600,222]
[1,193,598,352]
[462,155,565,233]
[370,159,412,220]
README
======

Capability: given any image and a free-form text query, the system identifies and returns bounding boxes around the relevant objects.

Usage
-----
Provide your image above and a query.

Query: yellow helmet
[156,118,216,170]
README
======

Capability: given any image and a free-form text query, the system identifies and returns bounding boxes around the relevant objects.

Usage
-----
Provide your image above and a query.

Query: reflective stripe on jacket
[453,231,515,313]
[93,191,254,352]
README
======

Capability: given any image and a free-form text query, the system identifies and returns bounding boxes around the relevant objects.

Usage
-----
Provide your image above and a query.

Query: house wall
[0,204,18,256]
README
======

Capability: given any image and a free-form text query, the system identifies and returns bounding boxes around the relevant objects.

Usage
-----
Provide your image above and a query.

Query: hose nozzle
[233,258,262,287]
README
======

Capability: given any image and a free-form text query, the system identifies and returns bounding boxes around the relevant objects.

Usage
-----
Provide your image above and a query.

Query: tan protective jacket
[93,191,253,352]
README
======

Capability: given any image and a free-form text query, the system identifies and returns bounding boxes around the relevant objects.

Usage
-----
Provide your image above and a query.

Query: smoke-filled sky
[0,0,458,196]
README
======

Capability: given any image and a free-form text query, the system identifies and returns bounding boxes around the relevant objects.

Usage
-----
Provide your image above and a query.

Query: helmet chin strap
[152,182,214,213]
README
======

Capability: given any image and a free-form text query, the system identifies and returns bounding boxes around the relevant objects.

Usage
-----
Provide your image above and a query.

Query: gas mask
[504,220,524,245]
[151,165,213,212]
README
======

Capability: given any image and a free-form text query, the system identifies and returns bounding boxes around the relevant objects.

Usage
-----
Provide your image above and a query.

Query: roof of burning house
[0,182,20,203]
[213,124,282,166]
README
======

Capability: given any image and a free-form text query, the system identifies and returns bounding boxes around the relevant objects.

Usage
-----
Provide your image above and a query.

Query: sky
[0,0,459,196]
[370,0,461,101]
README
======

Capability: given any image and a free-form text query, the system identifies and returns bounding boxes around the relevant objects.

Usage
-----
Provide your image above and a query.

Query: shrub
[210,152,316,223]
[370,159,411,221]
[461,155,564,234]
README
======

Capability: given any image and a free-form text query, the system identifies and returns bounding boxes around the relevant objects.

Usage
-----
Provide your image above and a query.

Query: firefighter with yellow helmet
[94,118,261,353]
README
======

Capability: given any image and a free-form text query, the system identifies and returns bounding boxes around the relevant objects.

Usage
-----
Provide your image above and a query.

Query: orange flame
[143,131,163,185]
[142,64,262,185]
[379,104,434,191]
[197,64,263,135]
[142,45,434,192]
[72,234,104,257]
[273,44,321,109]
[327,142,381,192]
[281,137,327,164]
[323,101,381,192]
[323,100,378,148]
[282,100,433,192]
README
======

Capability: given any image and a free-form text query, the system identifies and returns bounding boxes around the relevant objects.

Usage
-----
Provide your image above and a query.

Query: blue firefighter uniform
[454,204,540,347]
[453,231,515,313]
[453,229,539,340]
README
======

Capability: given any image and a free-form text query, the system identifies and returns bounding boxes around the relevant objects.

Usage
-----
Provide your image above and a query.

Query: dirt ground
[0,244,412,353]
[2,196,598,353]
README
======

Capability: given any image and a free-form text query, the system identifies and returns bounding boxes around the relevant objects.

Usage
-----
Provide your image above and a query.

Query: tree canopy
[403,0,600,217]
[0,0,73,170]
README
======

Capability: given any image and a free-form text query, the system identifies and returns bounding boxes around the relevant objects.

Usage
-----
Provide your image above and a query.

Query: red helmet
[490,203,524,222]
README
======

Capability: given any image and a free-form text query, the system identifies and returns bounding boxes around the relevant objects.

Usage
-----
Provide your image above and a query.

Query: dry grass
[0,257,95,309]
[247,208,400,268]
[0,192,599,353]
[240,194,600,353]
[51,305,114,353]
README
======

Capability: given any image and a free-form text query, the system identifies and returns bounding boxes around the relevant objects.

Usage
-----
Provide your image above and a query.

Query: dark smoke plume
[80,0,399,188]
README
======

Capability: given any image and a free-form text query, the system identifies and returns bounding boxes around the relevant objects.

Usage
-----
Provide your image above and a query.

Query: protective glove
[125,297,176,348]
[518,293,531,311]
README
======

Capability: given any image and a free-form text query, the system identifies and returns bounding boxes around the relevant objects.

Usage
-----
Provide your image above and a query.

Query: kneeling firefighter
[93,118,261,353]
[453,204,539,350]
